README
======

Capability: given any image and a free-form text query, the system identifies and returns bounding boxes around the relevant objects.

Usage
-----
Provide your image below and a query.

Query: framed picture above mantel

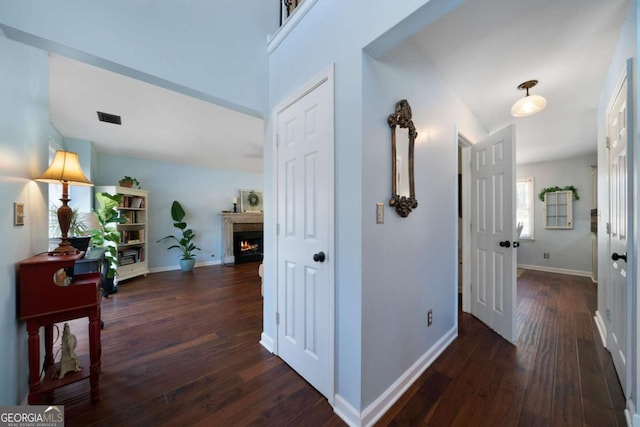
[240,190,263,213]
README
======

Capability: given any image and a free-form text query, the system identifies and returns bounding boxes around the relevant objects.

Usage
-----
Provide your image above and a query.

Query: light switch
[376,203,384,224]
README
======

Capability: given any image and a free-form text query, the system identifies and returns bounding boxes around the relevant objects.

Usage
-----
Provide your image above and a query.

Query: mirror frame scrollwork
[388,99,418,217]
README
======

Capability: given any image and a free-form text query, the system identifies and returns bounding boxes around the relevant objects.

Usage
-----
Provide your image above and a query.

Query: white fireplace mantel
[220,212,264,264]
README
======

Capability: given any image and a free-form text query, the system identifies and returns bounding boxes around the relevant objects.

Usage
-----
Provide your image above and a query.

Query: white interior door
[470,125,517,343]
[275,68,334,400]
[607,71,630,396]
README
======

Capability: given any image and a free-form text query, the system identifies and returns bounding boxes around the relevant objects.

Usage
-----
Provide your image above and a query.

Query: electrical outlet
[543,252,550,259]
[427,309,433,326]
[376,203,384,224]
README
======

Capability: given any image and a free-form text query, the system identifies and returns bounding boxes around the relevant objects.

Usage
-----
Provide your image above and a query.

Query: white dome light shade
[511,79,547,117]
[511,94,547,117]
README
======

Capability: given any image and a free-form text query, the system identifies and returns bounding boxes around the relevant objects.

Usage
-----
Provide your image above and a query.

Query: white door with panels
[470,125,517,344]
[275,67,334,401]
[607,68,630,397]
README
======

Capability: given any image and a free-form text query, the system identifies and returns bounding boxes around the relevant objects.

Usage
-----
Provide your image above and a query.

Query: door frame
[458,131,472,313]
[271,64,336,403]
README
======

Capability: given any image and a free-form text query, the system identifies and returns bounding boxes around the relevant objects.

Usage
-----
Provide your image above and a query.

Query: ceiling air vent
[97,111,122,125]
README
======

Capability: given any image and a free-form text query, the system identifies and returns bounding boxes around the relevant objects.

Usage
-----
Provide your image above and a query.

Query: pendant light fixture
[511,80,547,117]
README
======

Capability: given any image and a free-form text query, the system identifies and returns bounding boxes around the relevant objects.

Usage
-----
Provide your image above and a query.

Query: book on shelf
[120,196,146,209]
[119,229,145,244]
[123,211,144,224]
[118,247,145,264]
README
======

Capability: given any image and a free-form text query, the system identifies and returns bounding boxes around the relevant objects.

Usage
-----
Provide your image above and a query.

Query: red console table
[18,252,102,404]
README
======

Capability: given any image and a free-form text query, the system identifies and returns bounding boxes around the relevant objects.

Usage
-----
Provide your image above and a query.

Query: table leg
[44,324,54,370]
[27,321,41,404]
[88,308,101,403]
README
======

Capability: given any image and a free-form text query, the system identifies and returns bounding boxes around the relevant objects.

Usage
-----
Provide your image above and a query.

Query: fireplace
[220,212,263,264]
[233,230,263,264]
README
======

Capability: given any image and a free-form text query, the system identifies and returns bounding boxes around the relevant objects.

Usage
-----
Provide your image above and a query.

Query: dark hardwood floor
[377,270,626,426]
[53,265,624,426]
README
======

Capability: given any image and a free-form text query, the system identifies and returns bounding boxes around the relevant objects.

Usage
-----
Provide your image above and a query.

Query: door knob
[612,252,627,262]
[499,240,511,248]
[313,251,326,263]
[512,241,520,248]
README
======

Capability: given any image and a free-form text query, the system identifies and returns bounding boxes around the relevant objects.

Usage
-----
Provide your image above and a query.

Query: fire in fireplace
[233,230,263,264]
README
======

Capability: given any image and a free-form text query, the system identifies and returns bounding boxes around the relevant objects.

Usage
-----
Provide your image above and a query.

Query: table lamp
[36,150,94,254]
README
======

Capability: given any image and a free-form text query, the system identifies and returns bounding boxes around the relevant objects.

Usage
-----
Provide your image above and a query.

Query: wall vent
[97,111,122,125]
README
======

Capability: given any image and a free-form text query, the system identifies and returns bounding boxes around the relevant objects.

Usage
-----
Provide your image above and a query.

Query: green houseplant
[118,176,140,188]
[538,185,580,202]
[89,192,126,296]
[157,200,201,272]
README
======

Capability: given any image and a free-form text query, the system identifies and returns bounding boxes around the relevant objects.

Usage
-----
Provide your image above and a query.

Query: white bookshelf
[95,186,149,281]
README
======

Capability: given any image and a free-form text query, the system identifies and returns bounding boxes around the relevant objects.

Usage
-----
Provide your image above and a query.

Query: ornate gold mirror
[388,99,418,217]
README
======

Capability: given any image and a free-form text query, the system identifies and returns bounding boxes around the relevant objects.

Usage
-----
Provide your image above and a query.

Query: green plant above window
[538,186,580,202]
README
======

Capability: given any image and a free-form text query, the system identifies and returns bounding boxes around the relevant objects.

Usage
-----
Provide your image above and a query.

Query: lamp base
[50,239,80,255]
[50,186,80,255]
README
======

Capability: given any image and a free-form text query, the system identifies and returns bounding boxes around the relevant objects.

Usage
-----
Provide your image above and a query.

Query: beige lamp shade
[35,150,93,185]
[511,94,547,117]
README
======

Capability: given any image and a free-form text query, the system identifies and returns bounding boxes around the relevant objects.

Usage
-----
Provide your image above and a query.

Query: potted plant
[89,192,126,297]
[157,200,201,272]
[118,176,140,188]
[538,185,580,202]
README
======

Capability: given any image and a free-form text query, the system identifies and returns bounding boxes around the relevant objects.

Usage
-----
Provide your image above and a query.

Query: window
[543,190,573,229]
[516,177,534,240]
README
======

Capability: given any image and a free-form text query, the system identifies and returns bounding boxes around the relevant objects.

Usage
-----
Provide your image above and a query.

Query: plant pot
[102,276,117,298]
[179,258,196,272]
[119,180,133,188]
[68,236,91,252]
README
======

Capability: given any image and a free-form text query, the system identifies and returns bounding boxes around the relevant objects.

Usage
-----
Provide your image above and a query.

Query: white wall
[517,154,596,275]
[0,32,59,404]
[0,0,278,116]
[361,41,487,408]
[96,153,263,271]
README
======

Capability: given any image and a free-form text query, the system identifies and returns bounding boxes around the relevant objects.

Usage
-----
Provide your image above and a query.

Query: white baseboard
[333,395,361,427]
[594,311,607,347]
[260,332,274,353]
[627,398,639,426]
[517,264,592,278]
[148,259,222,274]
[361,327,457,426]
[332,326,457,427]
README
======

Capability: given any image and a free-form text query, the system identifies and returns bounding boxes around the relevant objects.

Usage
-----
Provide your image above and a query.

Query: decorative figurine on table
[57,323,82,378]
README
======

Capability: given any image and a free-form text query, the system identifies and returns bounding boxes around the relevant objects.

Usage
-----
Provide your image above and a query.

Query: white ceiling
[48,0,629,171]
[49,54,264,174]
[410,0,629,165]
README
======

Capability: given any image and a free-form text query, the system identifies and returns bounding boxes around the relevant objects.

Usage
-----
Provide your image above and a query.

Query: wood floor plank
[551,310,583,426]
[42,265,623,426]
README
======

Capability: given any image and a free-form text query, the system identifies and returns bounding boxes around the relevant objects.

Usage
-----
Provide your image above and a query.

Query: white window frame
[517,177,535,240]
